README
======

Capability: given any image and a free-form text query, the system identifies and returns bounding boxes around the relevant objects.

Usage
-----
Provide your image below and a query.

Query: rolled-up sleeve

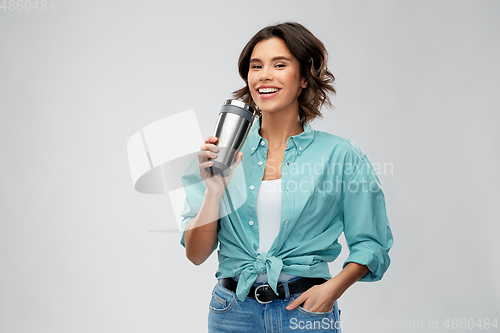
[179,157,220,253]
[342,155,393,282]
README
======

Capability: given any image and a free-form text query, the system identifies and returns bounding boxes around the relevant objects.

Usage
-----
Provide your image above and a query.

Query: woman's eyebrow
[250,56,291,63]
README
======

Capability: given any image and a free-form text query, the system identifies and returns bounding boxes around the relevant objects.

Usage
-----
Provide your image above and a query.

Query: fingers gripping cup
[207,100,256,177]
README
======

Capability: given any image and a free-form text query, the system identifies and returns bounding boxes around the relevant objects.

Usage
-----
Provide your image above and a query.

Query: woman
[180,22,393,332]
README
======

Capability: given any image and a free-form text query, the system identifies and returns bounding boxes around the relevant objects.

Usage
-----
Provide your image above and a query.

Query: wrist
[324,276,348,300]
[326,263,370,299]
[205,188,224,199]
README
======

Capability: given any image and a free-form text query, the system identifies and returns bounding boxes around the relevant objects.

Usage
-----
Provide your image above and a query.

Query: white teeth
[259,87,279,94]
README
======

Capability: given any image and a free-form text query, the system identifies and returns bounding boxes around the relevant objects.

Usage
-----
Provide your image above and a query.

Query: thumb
[233,152,243,168]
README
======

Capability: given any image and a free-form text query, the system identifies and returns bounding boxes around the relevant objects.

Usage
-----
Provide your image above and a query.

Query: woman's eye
[251,65,262,69]
[275,64,285,68]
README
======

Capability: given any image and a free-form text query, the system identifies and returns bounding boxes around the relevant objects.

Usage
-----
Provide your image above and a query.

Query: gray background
[1,0,499,332]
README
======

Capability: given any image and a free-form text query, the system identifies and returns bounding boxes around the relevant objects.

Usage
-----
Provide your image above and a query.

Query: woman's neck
[259,110,304,150]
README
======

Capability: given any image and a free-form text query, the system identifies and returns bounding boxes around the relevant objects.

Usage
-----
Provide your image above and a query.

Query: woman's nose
[259,67,273,81]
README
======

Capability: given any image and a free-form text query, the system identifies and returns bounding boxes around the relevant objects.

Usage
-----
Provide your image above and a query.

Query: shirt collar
[247,116,315,156]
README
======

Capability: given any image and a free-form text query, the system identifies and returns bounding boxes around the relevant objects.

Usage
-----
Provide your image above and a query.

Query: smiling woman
[233,22,336,124]
[180,22,393,333]
[247,38,308,116]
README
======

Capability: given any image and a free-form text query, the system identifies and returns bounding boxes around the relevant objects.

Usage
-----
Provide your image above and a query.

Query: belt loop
[282,280,290,301]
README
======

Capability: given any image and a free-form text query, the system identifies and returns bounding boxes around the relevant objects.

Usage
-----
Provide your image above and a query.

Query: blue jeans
[208,277,342,332]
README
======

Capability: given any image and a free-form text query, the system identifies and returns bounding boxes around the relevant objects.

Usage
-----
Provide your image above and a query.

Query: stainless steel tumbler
[206,99,256,177]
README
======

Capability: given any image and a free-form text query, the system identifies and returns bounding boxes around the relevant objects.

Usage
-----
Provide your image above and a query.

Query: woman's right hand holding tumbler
[198,136,243,196]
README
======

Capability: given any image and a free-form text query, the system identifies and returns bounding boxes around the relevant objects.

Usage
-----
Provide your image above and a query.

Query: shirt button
[249,220,254,226]
[250,185,255,190]
[286,161,289,166]
[261,141,265,146]
[251,147,255,151]
[286,187,289,194]
[258,161,263,166]
[299,147,302,151]
[285,220,288,227]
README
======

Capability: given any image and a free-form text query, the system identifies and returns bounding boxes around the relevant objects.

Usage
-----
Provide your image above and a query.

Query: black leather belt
[219,277,328,304]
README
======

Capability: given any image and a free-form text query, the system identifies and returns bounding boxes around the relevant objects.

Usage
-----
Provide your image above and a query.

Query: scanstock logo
[126,109,247,234]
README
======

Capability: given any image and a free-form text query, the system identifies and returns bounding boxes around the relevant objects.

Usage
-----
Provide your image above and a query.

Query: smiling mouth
[258,87,280,94]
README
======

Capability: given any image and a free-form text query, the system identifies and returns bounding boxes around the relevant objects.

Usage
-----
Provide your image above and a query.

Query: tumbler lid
[224,99,255,114]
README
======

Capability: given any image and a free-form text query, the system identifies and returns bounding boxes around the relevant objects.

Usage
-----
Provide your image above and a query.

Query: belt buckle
[254,284,272,304]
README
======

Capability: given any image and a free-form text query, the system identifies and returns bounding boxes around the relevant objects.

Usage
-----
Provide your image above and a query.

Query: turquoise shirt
[180,117,393,301]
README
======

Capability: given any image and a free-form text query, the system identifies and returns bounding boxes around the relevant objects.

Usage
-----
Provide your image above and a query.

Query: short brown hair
[233,22,336,124]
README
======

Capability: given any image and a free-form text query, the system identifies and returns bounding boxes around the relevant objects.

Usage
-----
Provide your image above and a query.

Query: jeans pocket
[296,304,334,317]
[291,292,335,317]
[209,283,236,314]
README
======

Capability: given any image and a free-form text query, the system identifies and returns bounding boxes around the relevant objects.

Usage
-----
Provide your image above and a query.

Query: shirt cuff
[343,241,391,282]
[180,217,219,255]
[179,217,192,248]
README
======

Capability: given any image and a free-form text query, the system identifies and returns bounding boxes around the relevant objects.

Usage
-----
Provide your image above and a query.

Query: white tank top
[235,178,297,283]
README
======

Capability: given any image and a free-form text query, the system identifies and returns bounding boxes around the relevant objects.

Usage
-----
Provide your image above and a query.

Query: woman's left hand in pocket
[285,281,339,313]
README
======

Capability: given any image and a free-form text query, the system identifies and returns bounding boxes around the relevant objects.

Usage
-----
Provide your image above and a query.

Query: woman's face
[247,37,307,115]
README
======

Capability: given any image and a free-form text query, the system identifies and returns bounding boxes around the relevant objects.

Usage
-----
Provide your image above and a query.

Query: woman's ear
[301,78,308,89]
